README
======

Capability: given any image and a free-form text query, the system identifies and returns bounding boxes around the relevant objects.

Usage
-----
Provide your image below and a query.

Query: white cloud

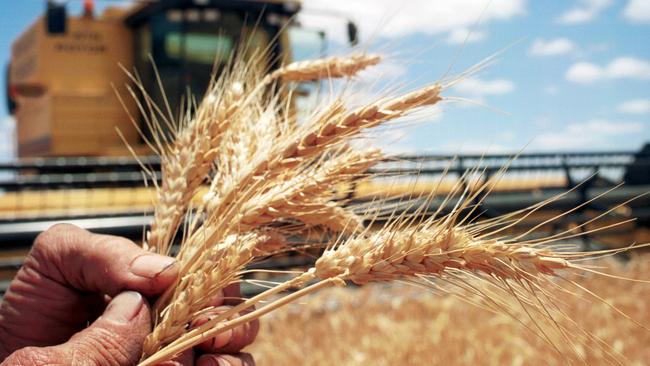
[300,0,526,43]
[446,28,487,44]
[565,62,604,83]
[617,99,650,114]
[623,0,650,23]
[0,116,16,162]
[529,38,576,56]
[557,0,612,24]
[534,119,643,149]
[607,57,650,79]
[565,57,650,83]
[454,77,515,96]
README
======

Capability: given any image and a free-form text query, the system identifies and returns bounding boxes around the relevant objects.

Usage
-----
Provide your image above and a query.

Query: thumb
[66,291,152,364]
[1,292,151,366]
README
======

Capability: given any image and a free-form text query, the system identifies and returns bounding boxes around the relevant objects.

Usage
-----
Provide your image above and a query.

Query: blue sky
[1,0,649,159]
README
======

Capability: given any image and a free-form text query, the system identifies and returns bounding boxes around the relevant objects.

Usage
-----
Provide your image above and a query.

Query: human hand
[0,224,257,366]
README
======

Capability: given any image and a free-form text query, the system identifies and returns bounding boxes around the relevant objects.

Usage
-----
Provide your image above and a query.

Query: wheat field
[250,254,650,366]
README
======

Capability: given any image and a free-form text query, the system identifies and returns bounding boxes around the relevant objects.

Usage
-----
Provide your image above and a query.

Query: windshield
[133,7,276,140]
[164,32,234,65]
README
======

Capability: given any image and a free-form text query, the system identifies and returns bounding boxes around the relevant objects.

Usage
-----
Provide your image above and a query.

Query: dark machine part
[4,63,16,115]
[347,20,358,46]
[46,0,67,34]
[624,143,650,226]
[624,143,650,186]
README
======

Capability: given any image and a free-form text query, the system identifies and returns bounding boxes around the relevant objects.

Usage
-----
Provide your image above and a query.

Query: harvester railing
[1,150,649,296]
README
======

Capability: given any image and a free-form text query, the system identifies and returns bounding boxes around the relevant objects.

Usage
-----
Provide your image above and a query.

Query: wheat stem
[139,275,334,366]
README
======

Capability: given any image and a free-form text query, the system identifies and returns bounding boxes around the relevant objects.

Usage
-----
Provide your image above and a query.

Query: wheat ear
[269,53,382,82]
[314,227,570,285]
[280,84,442,166]
[142,230,285,356]
[238,148,382,231]
[145,80,245,254]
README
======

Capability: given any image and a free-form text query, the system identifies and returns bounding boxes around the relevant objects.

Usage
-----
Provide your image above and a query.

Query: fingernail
[130,254,177,279]
[199,356,222,366]
[103,291,143,324]
[216,357,232,366]
[213,328,233,349]
[156,362,183,366]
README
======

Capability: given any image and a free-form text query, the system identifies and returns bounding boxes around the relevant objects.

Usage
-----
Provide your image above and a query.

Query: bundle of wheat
[128,50,647,365]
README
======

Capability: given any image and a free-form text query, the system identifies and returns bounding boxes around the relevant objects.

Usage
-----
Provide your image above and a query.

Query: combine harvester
[1,1,649,294]
[0,0,359,291]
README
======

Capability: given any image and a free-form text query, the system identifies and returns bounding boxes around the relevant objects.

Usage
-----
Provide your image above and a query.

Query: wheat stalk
[141,54,422,358]
[146,150,380,349]
[143,57,443,358]
[139,199,582,365]
[140,176,646,366]
[146,149,380,351]
[136,48,646,366]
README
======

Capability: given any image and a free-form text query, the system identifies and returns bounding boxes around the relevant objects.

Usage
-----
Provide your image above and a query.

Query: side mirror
[5,63,16,115]
[46,0,67,34]
[347,20,359,46]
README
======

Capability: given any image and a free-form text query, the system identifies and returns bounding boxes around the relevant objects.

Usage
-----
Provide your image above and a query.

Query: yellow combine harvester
[7,0,342,157]
[1,1,648,263]
[0,0,362,287]
[2,0,342,216]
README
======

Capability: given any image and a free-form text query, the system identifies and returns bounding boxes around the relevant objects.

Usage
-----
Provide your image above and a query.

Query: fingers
[0,291,151,366]
[197,353,255,366]
[155,349,194,366]
[190,306,236,351]
[190,305,259,354]
[28,224,178,297]
[204,284,242,308]
[222,284,243,306]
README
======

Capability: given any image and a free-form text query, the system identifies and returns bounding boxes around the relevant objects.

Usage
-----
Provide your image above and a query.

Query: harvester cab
[6,0,347,158]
